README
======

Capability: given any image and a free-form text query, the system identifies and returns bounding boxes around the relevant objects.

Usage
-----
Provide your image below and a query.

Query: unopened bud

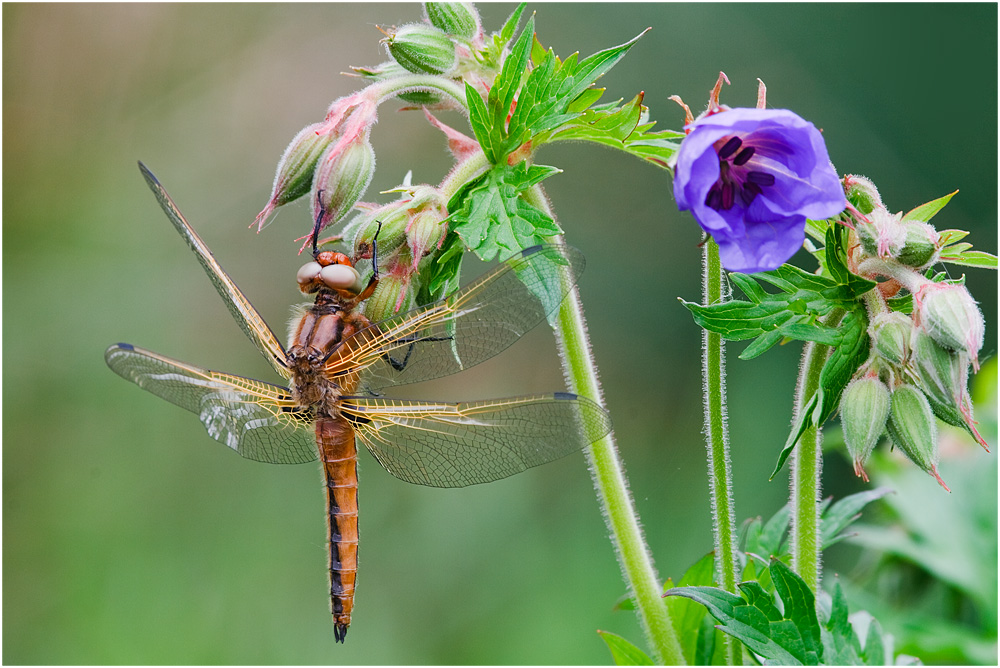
[871,311,913,367]
[911,331,987,448]
[312,135,376,235]
[917,282,985,370]
[896,222,940,269]
[886,384,949,491]
[407,210,446,271]
[844,175,883,215]
[364,272,416,323]
[255,122,337,230]
[353,206,410,264]
[856,208,906,259]
[424,2,481,39]
[840,377,891,482]
[385,24,457,76]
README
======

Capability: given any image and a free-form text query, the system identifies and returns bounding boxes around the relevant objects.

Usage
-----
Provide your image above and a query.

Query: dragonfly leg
[383,335,454,372]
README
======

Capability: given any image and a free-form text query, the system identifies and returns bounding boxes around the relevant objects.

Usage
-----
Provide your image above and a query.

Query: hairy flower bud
[843,174,883,215]
[896,221,940,269]
[364,271,415,323]
[385,24,457,76]
[916,282,985,370]
[406,209,447,271]
[424,2,480,39]
[351,61,444,105]
[312,135,376,235]
[353,206,410,264]
[886,384,949,491]
[856,208,906,259]
[871,311,913,367]
[255,122,337,230]
[911,331,988,449]
[840,376,891,482]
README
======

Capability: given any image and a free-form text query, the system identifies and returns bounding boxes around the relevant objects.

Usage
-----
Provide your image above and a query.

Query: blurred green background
[4,3,996,664]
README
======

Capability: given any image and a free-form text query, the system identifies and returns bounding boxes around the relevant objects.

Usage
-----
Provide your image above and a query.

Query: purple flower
[674,108,846,273]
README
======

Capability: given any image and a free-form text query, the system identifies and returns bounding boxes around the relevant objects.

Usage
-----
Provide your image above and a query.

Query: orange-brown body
[287,290,372,643]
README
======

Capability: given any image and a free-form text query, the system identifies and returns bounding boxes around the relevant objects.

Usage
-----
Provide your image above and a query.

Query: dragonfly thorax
[287,298,371,414]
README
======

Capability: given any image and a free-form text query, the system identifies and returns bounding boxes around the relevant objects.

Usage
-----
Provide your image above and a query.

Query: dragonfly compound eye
[297,261,323,289]
[320,263,364,294]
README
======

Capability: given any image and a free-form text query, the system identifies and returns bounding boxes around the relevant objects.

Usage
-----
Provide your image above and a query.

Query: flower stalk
[789,308,843,593]
[702,238,741,666]
[524,185,685,666]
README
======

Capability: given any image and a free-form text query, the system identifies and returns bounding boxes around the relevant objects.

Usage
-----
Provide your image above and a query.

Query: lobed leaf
[597,630,654,665]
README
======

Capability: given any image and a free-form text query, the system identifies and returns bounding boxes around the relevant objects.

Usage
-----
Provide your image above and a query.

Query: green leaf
[820,582,864,665]
[465,82,493,161]
[449,163,563,261]
[498,2,526,47]
[664,552,721,664]
[939,249,998,269]
[669,560,825,666]
[770,393,819,480]
[819,488,893,549]
[901,189,958,223]
[738,328,784,360]
[936,228,969,246]
[814,310,869,425]
[597,630,654,665]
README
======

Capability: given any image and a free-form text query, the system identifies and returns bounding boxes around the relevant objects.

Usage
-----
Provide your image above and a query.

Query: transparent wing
[342,393,611,488]
[327,244,585,395]
[105,343,316,464]
[138,162,290,378]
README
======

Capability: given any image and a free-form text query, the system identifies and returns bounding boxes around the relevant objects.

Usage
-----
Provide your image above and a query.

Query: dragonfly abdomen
[316,416,359,644]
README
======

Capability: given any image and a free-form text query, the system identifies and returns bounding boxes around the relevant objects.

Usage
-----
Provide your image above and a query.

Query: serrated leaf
[901,189,958,223]
[465,82,493,161]
[597,630,654,665]
[669,561,826,666]
[498,2,526,46]
[814,310,869,425]
[449,163,563,261]
[937,228,970,246]
[820,582,864,665]
[940,249,999,269]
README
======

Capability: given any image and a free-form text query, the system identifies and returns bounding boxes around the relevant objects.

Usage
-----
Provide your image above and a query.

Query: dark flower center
[704,135,774,211]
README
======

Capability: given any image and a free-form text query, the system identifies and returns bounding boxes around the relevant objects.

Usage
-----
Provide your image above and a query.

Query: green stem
[702,239,741,666]
[525,185,684,665]
[788,308,844,593]
[370,74,469,110]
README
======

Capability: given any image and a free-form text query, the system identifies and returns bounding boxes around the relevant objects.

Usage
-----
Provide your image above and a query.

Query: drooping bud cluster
[838,176,990,489]
[340,183,449,322]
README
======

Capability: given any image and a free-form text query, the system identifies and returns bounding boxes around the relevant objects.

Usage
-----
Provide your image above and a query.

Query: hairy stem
[789,308,844,592]
[525,185,684,665]
[702,239,741,666]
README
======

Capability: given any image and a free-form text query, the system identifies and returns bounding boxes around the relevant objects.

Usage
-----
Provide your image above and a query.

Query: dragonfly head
[296,252,366,297]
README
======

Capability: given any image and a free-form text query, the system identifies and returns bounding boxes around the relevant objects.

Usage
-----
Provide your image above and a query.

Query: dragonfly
[105,162,612,643]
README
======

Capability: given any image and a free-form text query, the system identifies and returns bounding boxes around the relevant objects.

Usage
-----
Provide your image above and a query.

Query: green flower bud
[406,209,446,270]
[896,221,940,269]
[311,135,376,235]
[254,122,337,230]
[886,384,949,491]
[871,311,913,367]
[856,208,906,259]
[385,24,457,76]
[424,2,480,39]
[840,377,891,482]
[364,272,416,323]
[917,282,984,370]
[911,330,987,448]
[353,206,410,264]
[844,174,883,215]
